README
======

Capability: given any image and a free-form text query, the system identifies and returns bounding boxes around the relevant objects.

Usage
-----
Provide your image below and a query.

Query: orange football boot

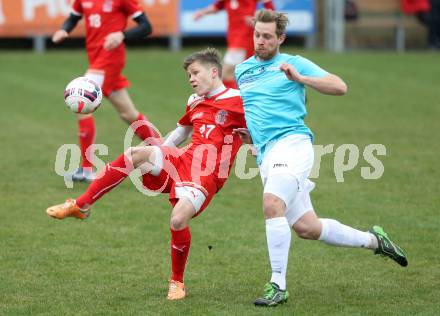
[167,279,186,300]
[46,199,90,220]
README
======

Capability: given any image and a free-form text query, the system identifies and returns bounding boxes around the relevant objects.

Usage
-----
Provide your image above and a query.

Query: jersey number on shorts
[89,14,101,28]
[199,124,215,139]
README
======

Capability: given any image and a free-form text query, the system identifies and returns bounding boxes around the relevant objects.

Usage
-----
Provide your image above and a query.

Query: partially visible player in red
[46,48,246,300]
[193,0,275,88]
[52,0,160,182]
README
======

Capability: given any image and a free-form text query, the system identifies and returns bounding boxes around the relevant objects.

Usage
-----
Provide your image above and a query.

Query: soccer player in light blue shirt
[236,52,329,164]
[233,9,408,307]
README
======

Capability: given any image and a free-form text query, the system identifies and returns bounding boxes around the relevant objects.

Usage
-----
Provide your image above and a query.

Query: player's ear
[278,33,286,45]
[212,66,218,79]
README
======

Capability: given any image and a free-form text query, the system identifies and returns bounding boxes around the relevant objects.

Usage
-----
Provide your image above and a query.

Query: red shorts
[227,26,254,58]
[141,146,218,217]
[87,45,130,97]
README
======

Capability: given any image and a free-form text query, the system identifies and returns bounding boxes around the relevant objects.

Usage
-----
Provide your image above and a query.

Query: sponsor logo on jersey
[230,0,239,10]
[238,66,267,87]
[83,2,93,9]
[238,76,257,85]
[103,0,113,12]
[267,66,280,71]
[257,66,266,74]
[191,112,204,121]
[244,66,266,75]
[215,109,228,125]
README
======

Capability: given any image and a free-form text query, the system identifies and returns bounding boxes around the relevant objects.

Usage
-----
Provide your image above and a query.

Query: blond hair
[183,47,223,77]
[254,9,289,37]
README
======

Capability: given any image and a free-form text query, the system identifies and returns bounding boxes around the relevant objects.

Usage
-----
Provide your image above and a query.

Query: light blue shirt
[235,53,328,164]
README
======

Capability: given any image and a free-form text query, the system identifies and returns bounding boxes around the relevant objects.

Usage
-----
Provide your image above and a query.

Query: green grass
[0,48,439,315]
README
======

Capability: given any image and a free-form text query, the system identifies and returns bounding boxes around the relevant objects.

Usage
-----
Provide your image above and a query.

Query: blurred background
[0,0,437,52]
[1,1,439,315]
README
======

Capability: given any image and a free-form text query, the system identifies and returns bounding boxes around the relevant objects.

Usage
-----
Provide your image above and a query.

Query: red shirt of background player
[72,0,143,94]
[214,0,260,57]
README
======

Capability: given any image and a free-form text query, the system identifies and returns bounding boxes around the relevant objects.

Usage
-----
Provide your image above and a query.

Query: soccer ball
[64,77,102,114]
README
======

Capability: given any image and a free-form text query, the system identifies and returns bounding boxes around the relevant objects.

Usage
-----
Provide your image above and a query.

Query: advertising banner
[181,0,315,36]
[0,0,178,37]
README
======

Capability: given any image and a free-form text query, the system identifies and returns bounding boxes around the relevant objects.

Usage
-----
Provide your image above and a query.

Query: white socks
[319,218,377,249]
[266,217,291,290]
[265,217,377,291]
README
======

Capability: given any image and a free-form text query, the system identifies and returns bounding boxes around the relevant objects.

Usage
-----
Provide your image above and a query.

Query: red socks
[78,116,96,169]
[132,113,162,145]
[170,227,191,282]
[78,113,160,170]
[223,80,238,89]
[76,153,133,209]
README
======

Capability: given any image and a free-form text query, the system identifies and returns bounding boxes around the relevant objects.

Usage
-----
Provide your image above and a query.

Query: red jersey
[213,0,259,54]
[177,88,246,190]
[72,0,142,50]
[142,88,246,214]
[217,0,258,29]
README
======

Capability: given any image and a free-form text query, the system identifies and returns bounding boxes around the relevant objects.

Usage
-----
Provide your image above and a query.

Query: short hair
[254,9,289,37]
[183,47,223,78]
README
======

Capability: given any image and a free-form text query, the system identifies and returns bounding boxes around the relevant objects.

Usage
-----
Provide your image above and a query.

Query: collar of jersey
[206,85,229,100]
[254,52,281,64]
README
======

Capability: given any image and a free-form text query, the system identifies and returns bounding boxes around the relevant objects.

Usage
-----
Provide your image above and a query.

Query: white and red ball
[64,77,102,114]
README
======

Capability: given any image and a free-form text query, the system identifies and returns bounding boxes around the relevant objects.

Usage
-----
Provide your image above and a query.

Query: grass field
[0,48,439,315]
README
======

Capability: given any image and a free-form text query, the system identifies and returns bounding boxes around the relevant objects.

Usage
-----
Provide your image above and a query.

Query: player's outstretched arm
[163,126,193,148]
[193,1,223,21]
[280,63,347,96]
[301,73,347,96]
[52,13,82,43]
[104,13,152,51]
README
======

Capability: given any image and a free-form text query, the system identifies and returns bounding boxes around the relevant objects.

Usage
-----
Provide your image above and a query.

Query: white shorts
[150,146,206,212]
[223,49,247,66]
[259,134,315,226]
[85,71,104,88]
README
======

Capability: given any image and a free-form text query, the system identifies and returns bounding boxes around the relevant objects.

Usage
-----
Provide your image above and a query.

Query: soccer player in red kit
[52,0,159,182]
[193,0,275,88]
[46,48,246,300]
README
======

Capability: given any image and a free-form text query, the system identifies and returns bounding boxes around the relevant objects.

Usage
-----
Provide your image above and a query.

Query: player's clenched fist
[52,29,69,43]
[233,128,252,144]
[193,10,205,20]
[280,63,304,83]
[104,32,124,51]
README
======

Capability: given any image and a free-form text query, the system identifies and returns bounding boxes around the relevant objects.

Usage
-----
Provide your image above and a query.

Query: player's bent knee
[123,147,136,162]
[293,221,321,240]
[128,146,154,168]
[263,194,286,218]
[170,215,187,231]
[130,148,143,168]
[263,173,299,218]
